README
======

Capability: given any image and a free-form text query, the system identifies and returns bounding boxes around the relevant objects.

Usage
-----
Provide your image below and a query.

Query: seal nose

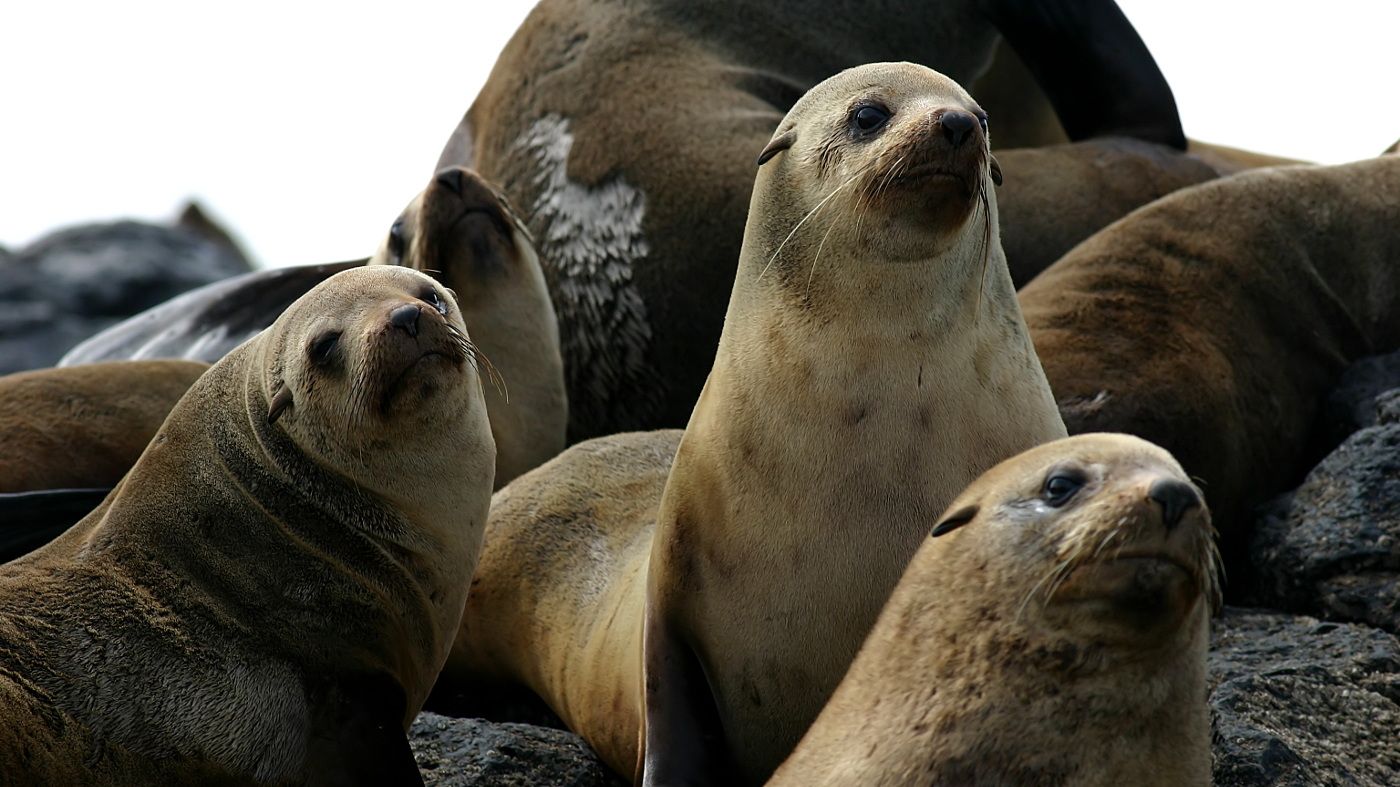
[435,168,465,196]
[389,303,421,338]
[1148,479,1201,531]
[940,110,977,148]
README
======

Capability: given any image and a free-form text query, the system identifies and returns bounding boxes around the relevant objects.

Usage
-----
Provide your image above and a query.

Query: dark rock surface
[1249,390,1400,634]
[1317,350,1400,448]
[1209,608,1400,786]
[0,208,253,374]
[410,713,624,787]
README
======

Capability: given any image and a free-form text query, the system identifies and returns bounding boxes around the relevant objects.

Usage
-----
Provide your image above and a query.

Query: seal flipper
[305,674,425,787]
[981,0,1186,149]
[59,260,364,368]
[0,488,111,563]
[640,605,737,787]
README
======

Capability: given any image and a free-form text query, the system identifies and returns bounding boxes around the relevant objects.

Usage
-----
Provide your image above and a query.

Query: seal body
[0,266,496,783]
[0,360,208,493]
[371,166,566,487]
[1021,156,1400,564]
[446,62,1066,785]
[770,434,1220,787]
[448,0,1183,439]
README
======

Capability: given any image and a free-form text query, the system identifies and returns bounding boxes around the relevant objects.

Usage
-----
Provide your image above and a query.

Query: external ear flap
[267,383,294,424]
[756,129,797,167]
[931,505,978,538]
[989,155,1003,187]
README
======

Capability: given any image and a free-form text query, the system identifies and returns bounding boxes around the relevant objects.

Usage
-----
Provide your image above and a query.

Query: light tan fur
[443,62,1066,785]
[371,167,566,488]
[1186,138,1310,175]
[0,360,209,492]
[771,434,1219,786]
[0,266,495,782]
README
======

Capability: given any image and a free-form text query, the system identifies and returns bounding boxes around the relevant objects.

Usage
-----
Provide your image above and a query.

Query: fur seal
[770,433,1221,787]
[0,360,209,493]
[0,266,495,783]
[445,0,1183,439]
[444,62,1066,784]
[370,166,566,488]
[1020,155,1400,570]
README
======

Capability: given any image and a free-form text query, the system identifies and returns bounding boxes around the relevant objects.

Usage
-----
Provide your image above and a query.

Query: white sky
[2,1,1396,269]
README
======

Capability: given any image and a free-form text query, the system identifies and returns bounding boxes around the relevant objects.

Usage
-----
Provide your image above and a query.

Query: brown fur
[448,0,1182,440]
[0,267,495,782]
[1186,139,1310,175]
[444,62,1067,786]
[0,360,209,492]
[1021,156,1400,568]
[771,434,1219,787]
[971,39,1068,150]
[370,167,566,488]
[995,138,1219,286]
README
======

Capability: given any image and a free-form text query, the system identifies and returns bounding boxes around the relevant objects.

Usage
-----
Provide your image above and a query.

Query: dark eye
[420,287,448,315]
[851,104,891,135]
[1042,471,1086,507]
[387,220,406,262]
[308,331,341,366]
[977,113,989,133]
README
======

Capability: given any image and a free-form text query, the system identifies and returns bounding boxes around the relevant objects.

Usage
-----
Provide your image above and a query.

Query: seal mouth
[1051,550,1203,612]
[379,349,462,415]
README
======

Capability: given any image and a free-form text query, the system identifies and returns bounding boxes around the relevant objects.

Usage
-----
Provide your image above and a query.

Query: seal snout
[1148,478,1201,531]
[389,303,421,338]
[938,109,977,148]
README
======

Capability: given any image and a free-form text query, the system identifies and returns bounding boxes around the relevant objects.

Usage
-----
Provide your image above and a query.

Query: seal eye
[308,331,341,366]
[851,104,891,136]
[1042,471,1086,507]
[420,286,449,315]
[387,220,406,263]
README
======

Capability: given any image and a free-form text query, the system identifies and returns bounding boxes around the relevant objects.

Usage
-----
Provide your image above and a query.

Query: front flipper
[59,260,363,367]
[0,487,111,562]
[982,0,1186,149]
[305,673,425,787]
[640,603,737,787]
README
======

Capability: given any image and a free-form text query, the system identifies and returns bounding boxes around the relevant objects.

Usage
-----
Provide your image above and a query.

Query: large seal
[443,62,1066,784]
[1020,155,1400,569]
[370,166,567,488]
[0,266,496,783]
[444,0,1184,439]
[770,433,1221,787]
[0,360,208,494]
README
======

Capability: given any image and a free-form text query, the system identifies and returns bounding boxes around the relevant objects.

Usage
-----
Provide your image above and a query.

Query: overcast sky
[3,1,1396,268]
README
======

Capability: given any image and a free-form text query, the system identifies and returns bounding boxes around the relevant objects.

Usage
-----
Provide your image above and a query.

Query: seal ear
[756,129,797,167]
[931,505,978,538]
[267,383,294,424]
[989,155,1004,187]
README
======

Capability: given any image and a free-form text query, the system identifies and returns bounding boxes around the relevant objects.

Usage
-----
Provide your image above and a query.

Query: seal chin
[1049,551,1204,639]
[379,350,462,416]
[423,168,518,275]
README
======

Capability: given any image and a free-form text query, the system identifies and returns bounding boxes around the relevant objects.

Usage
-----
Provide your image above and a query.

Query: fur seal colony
[0,266,495,783]
[446,0,1186,439]
[770,433,1221,787]
[441,62,1067,785]
[1021,155,1400,564]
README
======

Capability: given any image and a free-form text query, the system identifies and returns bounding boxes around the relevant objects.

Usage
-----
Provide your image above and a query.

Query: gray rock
[0,211,253,375]
[1209,608,1400,786]
[410,713,624,787]
[1250,399,1400,634]
[1317,350,1400,447]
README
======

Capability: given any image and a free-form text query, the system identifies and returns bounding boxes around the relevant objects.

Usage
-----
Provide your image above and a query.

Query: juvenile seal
[371,166,566,487]
[443,63,1066,784]
[1020,155,1400,568]
[446,0,1183,439]
[770,433,1221,787]
[0,266,496,783]
[0,360,209,493]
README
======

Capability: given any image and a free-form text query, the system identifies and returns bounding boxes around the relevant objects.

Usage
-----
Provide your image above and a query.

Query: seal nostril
[1148,479,1200,531]
[389,303,421,338]
[435,168,466,196]
[940,111,976,148]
